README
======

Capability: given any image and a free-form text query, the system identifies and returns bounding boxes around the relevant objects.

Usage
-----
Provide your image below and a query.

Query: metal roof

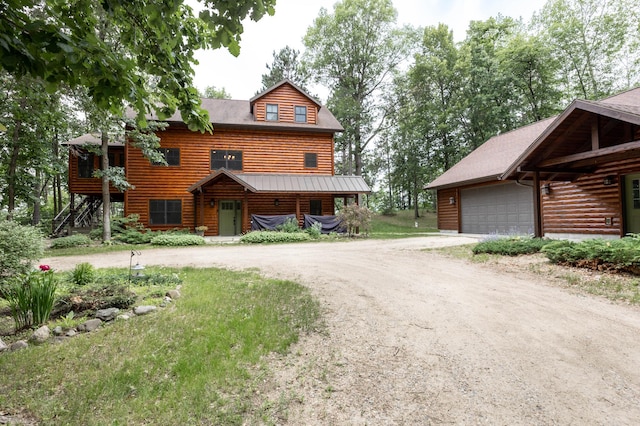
[187,169,371,194]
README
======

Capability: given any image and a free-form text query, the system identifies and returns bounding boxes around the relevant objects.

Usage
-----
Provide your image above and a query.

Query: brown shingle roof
[425,117,555,189]
[427,87,640,189]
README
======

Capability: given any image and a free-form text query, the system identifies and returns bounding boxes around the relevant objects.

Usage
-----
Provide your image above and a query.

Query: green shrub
[150,234,205,246]
[541,236,640,270]
[473,236,553,256]
[5,267,57,329]
[0,220,44,293]
[88,228,103,240]
[337,204,372,236]
[240,231,311,244]
[114,229,155,244]
[71,262,95,286]
[305,222,322,239]
[50,234,92,249]
[276,217,301,233]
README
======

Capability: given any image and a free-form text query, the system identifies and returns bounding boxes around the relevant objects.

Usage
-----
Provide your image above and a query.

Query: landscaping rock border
[0,285,182,355]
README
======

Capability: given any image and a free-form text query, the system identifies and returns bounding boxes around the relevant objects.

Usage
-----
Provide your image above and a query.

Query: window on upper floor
[149,199,182,225]
[78,152,95,178]
[211,150,243,170]
[295,106,307,123]
[304,152,317,168]
[152,148,180,166]
[266,104,278,121]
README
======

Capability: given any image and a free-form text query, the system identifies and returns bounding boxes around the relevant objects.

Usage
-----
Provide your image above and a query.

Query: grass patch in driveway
[0,267,323,425]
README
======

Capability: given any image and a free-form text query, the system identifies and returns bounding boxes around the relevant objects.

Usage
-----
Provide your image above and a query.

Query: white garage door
[461,183,533,235]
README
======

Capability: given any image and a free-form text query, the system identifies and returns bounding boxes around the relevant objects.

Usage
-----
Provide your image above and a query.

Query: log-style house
[426,87,640,240]
[63,80,370,236]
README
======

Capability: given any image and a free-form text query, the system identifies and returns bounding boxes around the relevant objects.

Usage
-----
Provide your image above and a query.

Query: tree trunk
[7,119,22,220]
[101,131,111,242]
[32,168,42,225]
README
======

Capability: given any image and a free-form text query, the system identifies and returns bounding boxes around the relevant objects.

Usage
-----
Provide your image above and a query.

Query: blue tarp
[303,214,345,234]
[250,214,297,231]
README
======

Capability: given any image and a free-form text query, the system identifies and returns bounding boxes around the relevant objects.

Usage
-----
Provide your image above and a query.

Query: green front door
[624,174,640,234]
[219,200,241,236]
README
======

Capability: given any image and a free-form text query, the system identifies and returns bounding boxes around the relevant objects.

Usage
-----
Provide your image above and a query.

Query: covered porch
[186,169,370,236]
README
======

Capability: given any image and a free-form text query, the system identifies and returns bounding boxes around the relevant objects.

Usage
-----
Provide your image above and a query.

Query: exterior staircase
[52,196,102,236]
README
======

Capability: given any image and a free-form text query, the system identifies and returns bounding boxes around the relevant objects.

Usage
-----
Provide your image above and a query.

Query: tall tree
[260,46,311,93]
[303,0,417,177]
[0,0,277,132]
[533,0,640,99]
[201,86,232,99]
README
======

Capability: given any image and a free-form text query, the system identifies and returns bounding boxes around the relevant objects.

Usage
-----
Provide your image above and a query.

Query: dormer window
[295,106,307,123]
[266,104,278,121]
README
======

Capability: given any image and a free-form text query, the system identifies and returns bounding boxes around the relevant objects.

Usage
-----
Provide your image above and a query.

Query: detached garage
[460,183,533,234]
[427,118,551,234]
[427,87,640,239]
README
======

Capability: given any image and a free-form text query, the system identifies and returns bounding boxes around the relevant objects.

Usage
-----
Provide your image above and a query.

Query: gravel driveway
[42,236,640,425]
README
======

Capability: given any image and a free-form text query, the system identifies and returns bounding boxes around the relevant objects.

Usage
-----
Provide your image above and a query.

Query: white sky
[192,0,548,102]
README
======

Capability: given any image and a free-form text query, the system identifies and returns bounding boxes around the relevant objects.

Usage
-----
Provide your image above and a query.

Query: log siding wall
[541,158,640,236]
[124,127,336,231]
[68,147,125,196]
[253,84,318,124]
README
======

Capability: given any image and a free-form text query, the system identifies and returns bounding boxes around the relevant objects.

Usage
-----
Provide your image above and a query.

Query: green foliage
[71,263,95,286]
[150,234,205,246]
[0,1,276,132]
[304,0,416,175]
[337,204,373,236]
[276,217,301,233]
[50,234,92,249]
[473,236,554,256]
[0,268,321,424]
[260,46,311,93]
[0,220,44,287]
[240,231,311,244]
[116,229,155,245]
[5,269,57,329]
[541,236,640,273]
[305,222,323,239]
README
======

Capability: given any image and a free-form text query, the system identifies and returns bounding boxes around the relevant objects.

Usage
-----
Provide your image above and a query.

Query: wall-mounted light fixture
[542,184,551,195]
[274,199,280,206]
[209,199,215,207]
[603,175,616,186]
[449,196,456,205]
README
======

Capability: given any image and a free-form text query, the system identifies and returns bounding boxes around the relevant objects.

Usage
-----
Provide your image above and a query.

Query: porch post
[243,190,249,233]
[199,189,204,228]
[533,172,543,238]
[296,195,301,226]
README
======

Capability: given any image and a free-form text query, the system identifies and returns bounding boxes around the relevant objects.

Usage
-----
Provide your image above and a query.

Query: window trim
[295,105,307,123]
[304,152,318,168]
[149,199,182,225]
[266,103,278,121]
[211,150,243,171]
[153,148,180,166]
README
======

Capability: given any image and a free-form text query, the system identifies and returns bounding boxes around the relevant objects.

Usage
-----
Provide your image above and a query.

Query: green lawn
[0,267,322,425]
[370,209,438,238]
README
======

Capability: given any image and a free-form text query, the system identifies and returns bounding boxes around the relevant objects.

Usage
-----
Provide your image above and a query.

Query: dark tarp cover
[303,214,345,234]
[251,214,297,231]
